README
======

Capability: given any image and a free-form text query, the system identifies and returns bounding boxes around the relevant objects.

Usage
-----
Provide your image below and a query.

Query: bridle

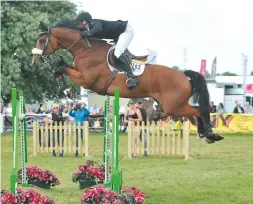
[39,27,92,62]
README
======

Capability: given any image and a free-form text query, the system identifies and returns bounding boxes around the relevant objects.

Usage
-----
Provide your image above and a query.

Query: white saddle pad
[107,45,152,76]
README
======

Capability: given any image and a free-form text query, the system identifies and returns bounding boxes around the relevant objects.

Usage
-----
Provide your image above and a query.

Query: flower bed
[0,188,55,204]
[72,160,106,189]
[81,186,145,204]
[18,166,60,189]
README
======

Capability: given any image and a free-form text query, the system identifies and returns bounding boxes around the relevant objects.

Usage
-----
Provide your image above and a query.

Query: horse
[31,21,224,143]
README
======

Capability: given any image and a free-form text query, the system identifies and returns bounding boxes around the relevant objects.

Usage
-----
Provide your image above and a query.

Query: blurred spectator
[119,105,126,132]
[37,104,43,114]
[6,103,12,114]
[136,99,148,156]
[26,108,33,114]
[210,101,216,113]
[244,102,253,114]
[45,104,68,157]
[233,103,244,113]
[99,105,104,115]
[69,103,90,156]
[124,101,142,157]
[216,103,227,126]
[0,103,6,114]
[58,101,64,113]
[69,103,90,126]
[90,104,99,115]
[217,103,226,114]
[37,103,47,114]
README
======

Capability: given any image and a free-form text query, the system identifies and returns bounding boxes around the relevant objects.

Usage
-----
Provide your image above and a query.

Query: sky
[72,0,253,75]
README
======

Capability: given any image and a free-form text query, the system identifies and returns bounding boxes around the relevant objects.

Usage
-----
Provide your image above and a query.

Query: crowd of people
[209,100,253,114]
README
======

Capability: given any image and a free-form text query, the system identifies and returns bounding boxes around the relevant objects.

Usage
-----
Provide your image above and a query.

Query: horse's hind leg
[175,103,201,117]
[188,116,197,126]
[175,103,224,143]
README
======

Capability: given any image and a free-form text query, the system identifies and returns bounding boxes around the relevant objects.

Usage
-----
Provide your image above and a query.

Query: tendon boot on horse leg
[199,111,224,143]
[55,65,67,76]
[118,53,139,90]
[49,65,67,85]
[49,66,70,98]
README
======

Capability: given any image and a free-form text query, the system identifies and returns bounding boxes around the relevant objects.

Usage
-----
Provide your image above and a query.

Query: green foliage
[172,66,179,70]
[1,1,78,103]
[220,72,237,76]
[205,70,211,78]
[250,71,253,76]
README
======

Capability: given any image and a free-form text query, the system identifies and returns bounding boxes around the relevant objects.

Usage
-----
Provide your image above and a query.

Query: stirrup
[126,78,137,90]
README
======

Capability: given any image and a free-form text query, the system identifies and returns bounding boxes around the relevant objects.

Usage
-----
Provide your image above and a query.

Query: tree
[1,1,79,103]
[250,71,253,76]
[220,72,237,76]
[205,70,211,78]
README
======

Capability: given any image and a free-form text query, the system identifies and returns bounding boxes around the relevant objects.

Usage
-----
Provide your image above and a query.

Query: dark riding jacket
[82,19,128,40]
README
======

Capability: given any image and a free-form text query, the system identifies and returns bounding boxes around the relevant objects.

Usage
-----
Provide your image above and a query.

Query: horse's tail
[183,70,210,114]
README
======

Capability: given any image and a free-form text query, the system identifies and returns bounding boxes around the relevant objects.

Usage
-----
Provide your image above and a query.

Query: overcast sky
[73,0,253,75]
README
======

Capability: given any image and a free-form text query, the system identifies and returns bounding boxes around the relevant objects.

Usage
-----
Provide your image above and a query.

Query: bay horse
[32,21,224,143]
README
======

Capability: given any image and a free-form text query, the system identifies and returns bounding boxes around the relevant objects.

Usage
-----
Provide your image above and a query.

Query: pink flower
[1,189,55,204]
[101,198,111,204]
[112,199,122,204]
[103,191,117,199]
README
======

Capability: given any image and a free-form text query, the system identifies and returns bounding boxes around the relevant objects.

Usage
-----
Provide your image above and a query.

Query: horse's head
[32,22,59,63]
[32,20,100,64]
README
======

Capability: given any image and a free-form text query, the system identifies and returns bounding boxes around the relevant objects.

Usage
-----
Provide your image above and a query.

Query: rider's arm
[81,20,102,36]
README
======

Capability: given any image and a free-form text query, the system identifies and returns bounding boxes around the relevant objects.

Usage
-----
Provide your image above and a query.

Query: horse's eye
[39,38,45,43]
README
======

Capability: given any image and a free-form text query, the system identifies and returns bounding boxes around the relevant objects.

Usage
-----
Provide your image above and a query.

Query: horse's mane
[53,19,80,31]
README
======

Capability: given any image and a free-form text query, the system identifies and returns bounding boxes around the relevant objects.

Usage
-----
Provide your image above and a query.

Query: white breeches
[114,23,134,58]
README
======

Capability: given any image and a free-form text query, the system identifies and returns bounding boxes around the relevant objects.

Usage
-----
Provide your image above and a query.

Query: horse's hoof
[205,138,215,144]
[206,133,224,143]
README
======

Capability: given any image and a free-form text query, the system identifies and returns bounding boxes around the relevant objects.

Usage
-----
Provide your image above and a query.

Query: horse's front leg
[54,65,90,88]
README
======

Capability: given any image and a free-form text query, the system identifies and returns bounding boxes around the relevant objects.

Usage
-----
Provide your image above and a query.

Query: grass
[1,132,253,204]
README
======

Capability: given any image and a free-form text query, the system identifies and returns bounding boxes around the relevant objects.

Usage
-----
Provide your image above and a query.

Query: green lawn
[1,132,253,204]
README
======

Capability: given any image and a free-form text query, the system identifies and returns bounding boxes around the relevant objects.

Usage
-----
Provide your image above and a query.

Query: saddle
[108,47,149,72]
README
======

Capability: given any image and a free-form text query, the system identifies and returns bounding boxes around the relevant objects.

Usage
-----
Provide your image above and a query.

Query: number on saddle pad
[131,61,145,76]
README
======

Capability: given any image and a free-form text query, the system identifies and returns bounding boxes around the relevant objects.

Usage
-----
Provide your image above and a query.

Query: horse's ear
[39,21,48,31]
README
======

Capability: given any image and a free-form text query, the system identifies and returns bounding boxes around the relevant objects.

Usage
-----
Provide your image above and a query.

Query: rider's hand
[81,31,91,37]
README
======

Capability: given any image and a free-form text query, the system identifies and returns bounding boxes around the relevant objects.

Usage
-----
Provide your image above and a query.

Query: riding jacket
[81,19,128,40]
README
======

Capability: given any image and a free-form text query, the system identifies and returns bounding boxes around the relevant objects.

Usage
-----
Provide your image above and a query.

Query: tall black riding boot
[118,54,139,90]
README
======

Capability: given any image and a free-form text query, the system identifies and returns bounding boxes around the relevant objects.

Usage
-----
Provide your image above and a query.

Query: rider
[75,11,139,90]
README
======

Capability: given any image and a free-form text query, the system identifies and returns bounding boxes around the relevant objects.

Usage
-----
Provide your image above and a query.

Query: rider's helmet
[75,11,92,24]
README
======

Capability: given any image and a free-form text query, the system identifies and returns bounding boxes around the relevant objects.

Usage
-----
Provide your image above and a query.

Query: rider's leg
[114,23,139,90]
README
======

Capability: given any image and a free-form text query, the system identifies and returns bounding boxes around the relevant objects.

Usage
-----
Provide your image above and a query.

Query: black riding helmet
[76,11,92,24]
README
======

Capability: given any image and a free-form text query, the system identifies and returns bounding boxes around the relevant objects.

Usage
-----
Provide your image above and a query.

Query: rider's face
[81,20,89,30]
